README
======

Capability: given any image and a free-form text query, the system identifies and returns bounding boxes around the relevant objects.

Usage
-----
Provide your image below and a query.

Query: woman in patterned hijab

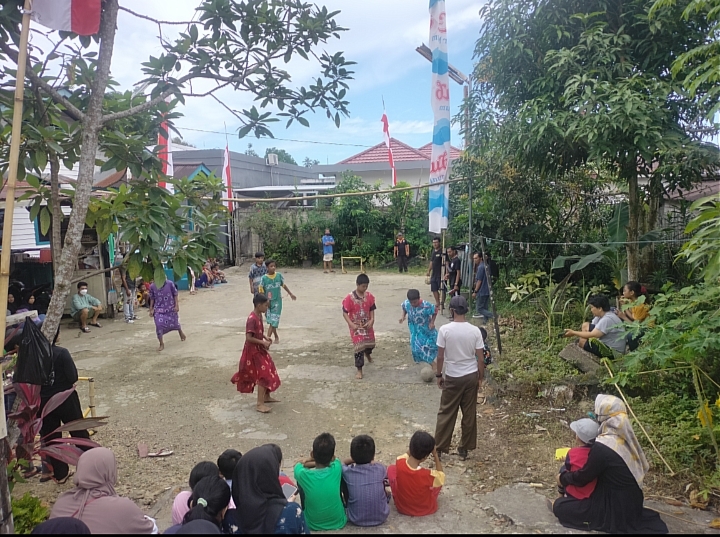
[594,394,649,487]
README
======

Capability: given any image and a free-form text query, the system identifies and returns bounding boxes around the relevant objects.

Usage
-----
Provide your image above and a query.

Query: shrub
[12,492,49,534]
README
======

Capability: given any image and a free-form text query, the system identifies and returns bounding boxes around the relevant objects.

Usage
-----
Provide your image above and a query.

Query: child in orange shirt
[387,431,445,516]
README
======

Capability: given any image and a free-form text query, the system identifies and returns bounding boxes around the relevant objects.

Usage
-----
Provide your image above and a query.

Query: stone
[558,343,602,374]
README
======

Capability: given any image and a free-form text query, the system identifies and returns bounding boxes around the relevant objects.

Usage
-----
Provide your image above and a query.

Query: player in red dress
[231,293,281,413]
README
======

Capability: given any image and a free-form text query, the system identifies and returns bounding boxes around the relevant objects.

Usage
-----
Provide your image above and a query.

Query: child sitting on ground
[388,431,445,516]
[217,449,242,489]
[557,418,599,499]
[294,432,347,531]
[172,461,220,525]
[342,435,390,527]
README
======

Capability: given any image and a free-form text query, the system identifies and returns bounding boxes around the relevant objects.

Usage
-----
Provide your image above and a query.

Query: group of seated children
[293,430,445,531]
[196,260,228,289]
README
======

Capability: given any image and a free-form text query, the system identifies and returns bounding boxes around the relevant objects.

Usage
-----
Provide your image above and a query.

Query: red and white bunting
[222,145,233,210]
[31,0,101,36]
[381,111,397,187]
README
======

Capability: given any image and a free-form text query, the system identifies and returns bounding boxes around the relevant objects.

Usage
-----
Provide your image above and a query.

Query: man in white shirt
[434,295,486,460]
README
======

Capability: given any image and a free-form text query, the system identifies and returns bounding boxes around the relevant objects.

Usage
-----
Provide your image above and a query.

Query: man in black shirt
[40,330,90,483]
[426,237,444,307]
[445,246,462,298]
[394,233,410,273]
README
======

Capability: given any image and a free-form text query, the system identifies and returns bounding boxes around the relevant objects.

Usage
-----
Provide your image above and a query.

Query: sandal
[55,471,74,485]
[148,448,174,457]
[23,466,41,479]
[89,322,102,328]
[81,327,91,333]
[39,474,53,483]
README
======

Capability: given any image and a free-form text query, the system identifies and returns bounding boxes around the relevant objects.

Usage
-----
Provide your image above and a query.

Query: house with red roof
[313,138,463,190]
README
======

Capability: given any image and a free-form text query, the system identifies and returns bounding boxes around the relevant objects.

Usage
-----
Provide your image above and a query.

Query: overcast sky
[110,1,481,164]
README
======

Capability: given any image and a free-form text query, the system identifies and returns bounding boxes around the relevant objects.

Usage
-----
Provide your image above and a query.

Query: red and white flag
[222,145,233,210]
[381,111,397,187]
[31,0,101,36]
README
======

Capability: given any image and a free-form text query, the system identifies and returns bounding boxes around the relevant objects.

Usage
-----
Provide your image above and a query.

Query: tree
[245,143,259,158]
[473,0,720,280]
[303,157,321,167]
[265,147,297,165]
[172,136,195,148]
[0,0,355,339]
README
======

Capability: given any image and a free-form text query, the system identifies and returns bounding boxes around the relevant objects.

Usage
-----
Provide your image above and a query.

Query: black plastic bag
[15,319,54,385]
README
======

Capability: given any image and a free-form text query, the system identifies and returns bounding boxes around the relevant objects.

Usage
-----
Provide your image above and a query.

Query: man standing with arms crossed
[426,237,444,309]
[434,295,485,461]
[322,228,335,274]
[394,233,410,273]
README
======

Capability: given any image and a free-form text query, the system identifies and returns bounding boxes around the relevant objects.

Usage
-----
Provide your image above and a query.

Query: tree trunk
[638,175,661,280]
[626,169,641,282]
[0,440,12,534]
[41,0,120,340]
[49,154,62,274]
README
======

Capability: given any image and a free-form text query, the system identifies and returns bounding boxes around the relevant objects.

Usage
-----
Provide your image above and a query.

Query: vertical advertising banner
[428,0,451,233]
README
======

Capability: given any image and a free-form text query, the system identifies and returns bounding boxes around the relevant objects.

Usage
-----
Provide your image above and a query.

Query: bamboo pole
[602,360,675,475]
[0,2,32,533]
[88,377,96,418]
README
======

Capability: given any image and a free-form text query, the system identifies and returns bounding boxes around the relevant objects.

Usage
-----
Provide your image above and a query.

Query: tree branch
[0,41,85,122]
[118,6,196,25]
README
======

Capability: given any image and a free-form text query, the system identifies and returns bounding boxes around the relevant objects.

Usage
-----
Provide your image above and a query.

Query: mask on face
[80,289,88,295]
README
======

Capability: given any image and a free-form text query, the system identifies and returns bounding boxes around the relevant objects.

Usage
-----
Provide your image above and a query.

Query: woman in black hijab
[230,444,308,534]
[7,292,18,315]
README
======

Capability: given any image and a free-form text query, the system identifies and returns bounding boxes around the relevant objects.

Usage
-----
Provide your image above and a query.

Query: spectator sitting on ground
[218,449,242,490]
[342,434,390,527]
[211,264,228,284]
[294,432,347,531]
[165,476,230,534]
[557,418,599,500]
[563,294,626,358]
[388,430,445,517]
[50,448,156,533]
[229,444,308,534]
[70,281,103,333]
[137,281,150,307]
[172,461,220,525]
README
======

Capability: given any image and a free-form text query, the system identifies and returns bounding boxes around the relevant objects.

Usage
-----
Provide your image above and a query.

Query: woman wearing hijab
[7,292,18,315]
[229,444,308,534]
[50,448,156,534]
[552,394,668,533]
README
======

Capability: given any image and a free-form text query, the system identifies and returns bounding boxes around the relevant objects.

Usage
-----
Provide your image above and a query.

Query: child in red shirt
[558,418,599,500]
[388,431,445,516]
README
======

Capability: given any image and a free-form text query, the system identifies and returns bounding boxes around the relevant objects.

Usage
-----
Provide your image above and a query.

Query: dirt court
[14,266,719,533]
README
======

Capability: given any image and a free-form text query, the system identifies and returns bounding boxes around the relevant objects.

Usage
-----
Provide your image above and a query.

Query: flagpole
[0,2,32,531]
[223,123,234,265]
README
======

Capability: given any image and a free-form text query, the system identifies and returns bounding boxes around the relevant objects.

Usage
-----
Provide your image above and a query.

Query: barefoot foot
[355,370,363,380]
[274,336,279,344]
[264,396,281,403]
[179,331,187,342]
[365,353,373,364]
[256,404,272,413]
[157,343,164,352]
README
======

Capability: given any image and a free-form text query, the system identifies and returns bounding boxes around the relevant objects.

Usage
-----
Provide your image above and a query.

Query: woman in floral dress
[231,294,281,413]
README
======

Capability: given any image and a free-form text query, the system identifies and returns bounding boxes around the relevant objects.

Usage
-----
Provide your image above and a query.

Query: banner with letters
[428,0,451,233]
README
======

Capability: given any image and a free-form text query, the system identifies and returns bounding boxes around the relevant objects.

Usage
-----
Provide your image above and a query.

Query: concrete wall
[312,160,431,191]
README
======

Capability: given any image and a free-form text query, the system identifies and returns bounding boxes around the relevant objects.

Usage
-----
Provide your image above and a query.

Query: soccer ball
[420,366,435,383]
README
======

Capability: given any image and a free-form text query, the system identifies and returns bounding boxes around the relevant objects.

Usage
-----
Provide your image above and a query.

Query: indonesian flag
[222,145,233,210]
[31,0,101,36]
[381,111,397,187]
[158,120,174,192]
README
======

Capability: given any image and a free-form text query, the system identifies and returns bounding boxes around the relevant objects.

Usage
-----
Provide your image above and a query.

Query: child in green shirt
[294,432,347,531]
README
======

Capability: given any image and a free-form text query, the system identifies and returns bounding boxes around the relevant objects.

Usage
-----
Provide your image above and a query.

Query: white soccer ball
[420,366,435,383]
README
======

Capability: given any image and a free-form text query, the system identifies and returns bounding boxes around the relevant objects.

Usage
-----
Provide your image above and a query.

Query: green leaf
[39,207,51,235]
[154,265,167,287]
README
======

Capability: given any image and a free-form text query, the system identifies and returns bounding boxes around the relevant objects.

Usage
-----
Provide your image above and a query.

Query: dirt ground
[14,266,720,533]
